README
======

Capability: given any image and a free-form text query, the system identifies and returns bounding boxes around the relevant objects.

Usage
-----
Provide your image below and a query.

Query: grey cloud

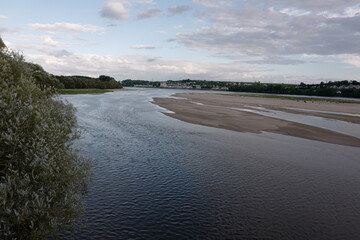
[48,49,73,57]
[29,46,74,57]
[29,23,102,33]
[210,53,246,60]
[168,5,191,15]
[130,45,156,49]
[25,52,276,82]
[245,57,306,65]
[134,0,155,4]
[192,0,231,8]
[270,0,360,10]
[176,4,360,57]
[210,53,306,65]
[137,8,161,19]
[0,26,18,34]
[100,0,129,20]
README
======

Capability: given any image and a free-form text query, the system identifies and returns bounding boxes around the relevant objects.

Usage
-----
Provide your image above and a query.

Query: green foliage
[0,37,5,49]
[27,63,64,91]
[0,48,90,239]
[121,79,135,87]
[99,75,114,82]
[122,79,160,87]
[229,81,360,98]
[55,75,122,89]
[59,89,110,94]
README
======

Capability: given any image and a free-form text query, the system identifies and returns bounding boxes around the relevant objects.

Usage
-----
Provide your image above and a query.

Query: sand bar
[152,93,360,147]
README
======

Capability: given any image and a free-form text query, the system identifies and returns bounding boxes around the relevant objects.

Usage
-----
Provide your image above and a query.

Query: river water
[61,89,360,240]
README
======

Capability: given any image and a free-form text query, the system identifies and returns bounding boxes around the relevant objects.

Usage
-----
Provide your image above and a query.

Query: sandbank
[152,93,360,147]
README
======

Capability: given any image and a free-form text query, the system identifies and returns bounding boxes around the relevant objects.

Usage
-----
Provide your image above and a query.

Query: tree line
[13,59,122,91]
[229,81,360,98]
[55,74,122,89]
[122,79,160,87]
[123,78,360,98]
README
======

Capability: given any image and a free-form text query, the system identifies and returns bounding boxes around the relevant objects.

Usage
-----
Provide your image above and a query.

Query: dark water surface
[61,89,360,240]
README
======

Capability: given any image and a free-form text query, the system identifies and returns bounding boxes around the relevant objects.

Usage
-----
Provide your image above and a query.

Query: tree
[99,75,115,82]
[0,42,90,239]
[27,62,64,91]
[0,37,5,49]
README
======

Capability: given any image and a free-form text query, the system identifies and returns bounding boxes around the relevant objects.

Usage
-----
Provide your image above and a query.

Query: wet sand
[152,93,360,147]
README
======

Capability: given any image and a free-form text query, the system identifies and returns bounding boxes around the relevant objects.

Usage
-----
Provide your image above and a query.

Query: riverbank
[59,88,132,94]
[152,93,360,147]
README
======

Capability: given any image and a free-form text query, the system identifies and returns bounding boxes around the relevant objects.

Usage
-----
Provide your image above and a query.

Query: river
[61,88,360,240]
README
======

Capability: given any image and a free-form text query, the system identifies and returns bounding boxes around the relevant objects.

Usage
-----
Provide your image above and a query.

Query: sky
[1,0,360,83]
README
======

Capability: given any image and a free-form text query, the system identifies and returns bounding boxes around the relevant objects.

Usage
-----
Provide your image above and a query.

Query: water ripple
[59,89,360,240]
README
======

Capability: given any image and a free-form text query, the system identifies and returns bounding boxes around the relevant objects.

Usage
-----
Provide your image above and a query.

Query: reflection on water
[60,89,360,240]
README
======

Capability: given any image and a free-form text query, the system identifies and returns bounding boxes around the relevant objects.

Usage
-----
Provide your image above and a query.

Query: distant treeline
[55,75,122,89]
[122,79,229,88]
[122,78,360,98]
[122,79,160,87]
[229,80,360,98]
[24,62,122,90]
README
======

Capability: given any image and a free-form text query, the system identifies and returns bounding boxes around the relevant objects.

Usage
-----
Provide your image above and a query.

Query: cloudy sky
[1,0,360,83]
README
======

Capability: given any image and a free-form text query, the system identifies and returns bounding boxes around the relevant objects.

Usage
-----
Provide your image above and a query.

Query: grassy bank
[225,94,360,104]
[59,89,111,94]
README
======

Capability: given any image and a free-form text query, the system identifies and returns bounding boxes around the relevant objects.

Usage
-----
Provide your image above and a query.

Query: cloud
[134,0,155,4]
[0,15,8,19]
[38,48,74,57]
[24,50,278,82]
[130,45,156,49]
[339,54,360,68]
[245,57,307,65]
[279,8,310,16]
[192,0,231,8]
[0,26,18,34]
[175,4,360,58]
[271,0,360,10]
[168,5,191,15]
[43,36,60,47]
[137,8,161,19]
[319,4,360,18]
[100,0,130,20]
[211,52,307,65]
[22,42,337,83]
[29,22,102,33]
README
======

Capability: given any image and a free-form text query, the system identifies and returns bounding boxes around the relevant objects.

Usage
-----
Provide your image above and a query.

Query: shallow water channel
[61,89,360,240]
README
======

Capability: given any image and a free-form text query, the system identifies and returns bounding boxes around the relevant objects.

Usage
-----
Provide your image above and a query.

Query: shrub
[0,45,90,239]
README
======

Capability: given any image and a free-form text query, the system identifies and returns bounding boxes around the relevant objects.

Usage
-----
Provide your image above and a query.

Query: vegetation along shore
[0,38,93,239]
[123,79,360,98]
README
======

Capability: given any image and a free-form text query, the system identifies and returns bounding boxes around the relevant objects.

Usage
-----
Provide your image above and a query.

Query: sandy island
[152,93,360,147]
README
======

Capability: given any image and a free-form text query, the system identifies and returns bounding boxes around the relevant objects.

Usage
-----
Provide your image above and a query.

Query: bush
[0,46,90,239]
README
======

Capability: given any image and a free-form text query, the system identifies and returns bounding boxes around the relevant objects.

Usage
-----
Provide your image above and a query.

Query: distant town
[122,79,360,98]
